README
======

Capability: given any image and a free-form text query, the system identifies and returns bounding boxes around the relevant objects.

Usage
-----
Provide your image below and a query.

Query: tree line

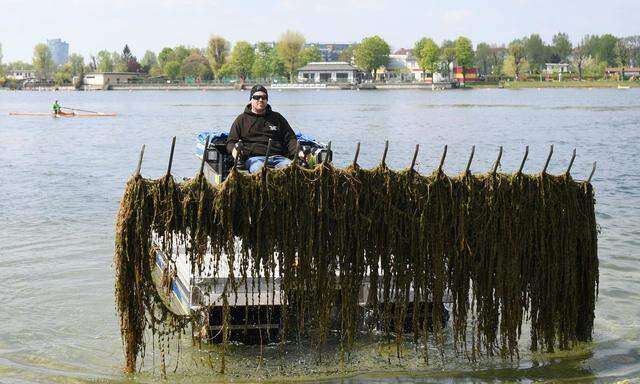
[1,32,639,86]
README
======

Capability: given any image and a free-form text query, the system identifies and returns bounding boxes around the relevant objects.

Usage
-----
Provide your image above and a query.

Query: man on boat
[227,84,303,173]
[52,100,62,115]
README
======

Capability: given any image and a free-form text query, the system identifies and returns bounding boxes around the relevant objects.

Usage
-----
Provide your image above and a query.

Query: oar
[62,106,100,114]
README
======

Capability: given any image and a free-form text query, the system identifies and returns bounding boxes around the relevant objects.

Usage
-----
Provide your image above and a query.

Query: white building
[7,70,36,80]
[83,72,140,87]
[544,63,571,74]
[297,62,358,83]
[383,50,446,82]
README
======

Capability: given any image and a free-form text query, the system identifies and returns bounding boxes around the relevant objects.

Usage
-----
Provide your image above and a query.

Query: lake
[1,88,639,383]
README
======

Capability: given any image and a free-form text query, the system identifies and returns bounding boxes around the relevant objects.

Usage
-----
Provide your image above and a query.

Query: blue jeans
[246,155,292,174]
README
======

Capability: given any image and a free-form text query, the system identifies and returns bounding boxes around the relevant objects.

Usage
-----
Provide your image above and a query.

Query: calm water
[1,88,639,383]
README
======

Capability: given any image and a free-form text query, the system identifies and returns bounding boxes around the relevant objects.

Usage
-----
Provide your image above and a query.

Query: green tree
[614,40,631,79]
[552,32,572,63]
[53,64,72,85]
[440,40,456,79]
[96,51,114,72]
[417,38,439,79]
[140,50,157,73]
[583,57,606,78]
[158,48,175,69]
[180,52,212,79]
[0,42,5,78]
[413,37,440,77]
[524,34,546,73]
[173,45,191,64]
[300,46,322,66]
[206,35,230,79]
[251,42,276,80]
[355,35,390,80]
[338,44,356,63]
[454,36,474,82]
[591,34,618,65]
[277,30,306,81]
[111,51,127,72]
[33,43,54,79]
[121,44,141,72]
[229,41,255,81]
[217,62,234,79]
[489,46,507,77]
[164,61,181,80]
[505,42,526,80]
[68,54,84,76]
[572,35,590,80]
[475,42,492,75]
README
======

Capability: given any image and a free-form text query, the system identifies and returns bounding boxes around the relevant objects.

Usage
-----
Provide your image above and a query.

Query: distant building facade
[544,63,571,74]
[454,67,480,83]
[297,62,358,83]
[47,39,69,65]
[84,72,140,87]
[7,70,36,80]
[305,43,352,62]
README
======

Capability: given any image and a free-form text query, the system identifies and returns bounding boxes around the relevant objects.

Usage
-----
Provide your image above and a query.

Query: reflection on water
[0,88,639,382]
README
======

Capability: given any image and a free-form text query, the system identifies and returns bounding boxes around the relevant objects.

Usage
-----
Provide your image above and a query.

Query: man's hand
[298,150,305,159]
[232,147,238,159]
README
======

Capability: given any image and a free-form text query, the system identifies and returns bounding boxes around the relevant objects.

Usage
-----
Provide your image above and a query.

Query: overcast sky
[1,0,638,62]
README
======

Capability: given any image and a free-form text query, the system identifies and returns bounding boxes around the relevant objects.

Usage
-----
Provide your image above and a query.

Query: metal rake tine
[199,136,209,177]
[465,145,475,175]
[491,146,503,174]
[542,144,554,174]
[566,148,576,175]
[587,162,597,184]
[135,144,145,177]
[410,144,419,172]
[353,142,361,167]
[437,145,447,173]
[166,136,176,177]
[517,146,529,174]
[381,140,389,166]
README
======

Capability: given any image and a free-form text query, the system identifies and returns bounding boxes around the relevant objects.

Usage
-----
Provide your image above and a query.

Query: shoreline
[2,80,637,92]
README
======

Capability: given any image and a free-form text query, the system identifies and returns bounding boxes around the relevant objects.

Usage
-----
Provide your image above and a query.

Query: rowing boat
[8,112,117,117]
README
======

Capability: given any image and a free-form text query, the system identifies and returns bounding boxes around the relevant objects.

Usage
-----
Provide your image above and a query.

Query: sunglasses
[251,95,268,101]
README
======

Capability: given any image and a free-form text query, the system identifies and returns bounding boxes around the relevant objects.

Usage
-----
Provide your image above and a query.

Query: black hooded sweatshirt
[226,104,298,158]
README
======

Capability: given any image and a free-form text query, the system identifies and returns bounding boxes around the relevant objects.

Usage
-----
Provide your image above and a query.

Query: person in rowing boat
[52,100,62,115]
[226,84,304,173]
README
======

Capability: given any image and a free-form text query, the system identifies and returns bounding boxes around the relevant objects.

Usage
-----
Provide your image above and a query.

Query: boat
[9,111,117,117]
[154,132,449,343]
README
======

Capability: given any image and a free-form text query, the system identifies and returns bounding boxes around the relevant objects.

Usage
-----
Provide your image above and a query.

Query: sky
[0,0,638,62]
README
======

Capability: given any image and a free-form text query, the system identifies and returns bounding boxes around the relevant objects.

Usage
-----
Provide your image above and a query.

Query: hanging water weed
[114,162,598,374]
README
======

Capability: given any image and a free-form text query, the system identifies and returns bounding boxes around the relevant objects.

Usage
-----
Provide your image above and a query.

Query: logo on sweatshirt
[268,124,278,131]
